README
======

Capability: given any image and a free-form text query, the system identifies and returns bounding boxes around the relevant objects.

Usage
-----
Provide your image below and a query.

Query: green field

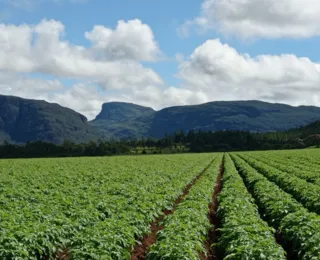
[1,150,320,259]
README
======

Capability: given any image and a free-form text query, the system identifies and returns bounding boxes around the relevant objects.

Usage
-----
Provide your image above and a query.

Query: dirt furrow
[131,159,216,260]
[203,156,224,260]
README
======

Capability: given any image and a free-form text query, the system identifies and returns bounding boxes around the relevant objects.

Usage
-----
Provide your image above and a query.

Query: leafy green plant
[232,153,320,259]
[238,154,320,214]
[217,154,286,259]
[0,154,214,259]
[245,150,320,185]
[148,154,223,260]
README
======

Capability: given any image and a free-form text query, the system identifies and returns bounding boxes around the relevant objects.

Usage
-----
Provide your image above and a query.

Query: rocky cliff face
[91,102,155,139]
[94,102,155,122]
[0,95,97,144]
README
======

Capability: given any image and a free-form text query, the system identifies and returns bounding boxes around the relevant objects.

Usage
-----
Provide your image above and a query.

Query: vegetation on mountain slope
[2,95,320,143]
[0,95,97,144]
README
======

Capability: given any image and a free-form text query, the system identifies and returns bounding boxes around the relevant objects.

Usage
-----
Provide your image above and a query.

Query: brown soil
[56,248,71,260]
[42,248,71,260]
[131,159,215,260]
[275,232,297,260]
[202,156,224,260]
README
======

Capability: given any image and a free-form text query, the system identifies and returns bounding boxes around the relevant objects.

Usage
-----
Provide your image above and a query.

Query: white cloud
[0,72,106,119]
[0,69,207,119]
[178,39,320,106]
[0,23,34,72]
[0,19,168,119]
[3,35,320,120]
[48,83,106,120]
[115,85,208,110]
[180,0,320,38]
[0,72,63,98]
[0,19,163,90]
[0,18,203,120]
[1,17,320,121]
[85,20,161,61]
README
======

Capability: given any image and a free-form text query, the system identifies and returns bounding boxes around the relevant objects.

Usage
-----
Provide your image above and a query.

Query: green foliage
[0,140,131,158]
[148,100,320,138]
[148,155,222,260]
[281,211,320,259]
[91,100,320,140]
[0,95,97,144]
[238,154,320,214]
[1,148,320,259]
[244,151,320,185]
[231,152,320,259]
[2,95,320,152]
[217,154,286,259]
[91,102,155,139]
[0,154,213,259]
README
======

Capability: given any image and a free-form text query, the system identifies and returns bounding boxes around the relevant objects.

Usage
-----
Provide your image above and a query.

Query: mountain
[0,95,97,144]
[94,102,155,122]
[1,94,320,143]
[90,102,155,139]
[93,100,320,138]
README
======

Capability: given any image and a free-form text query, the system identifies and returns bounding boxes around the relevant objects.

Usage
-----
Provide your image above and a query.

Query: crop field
[0,149,320,259]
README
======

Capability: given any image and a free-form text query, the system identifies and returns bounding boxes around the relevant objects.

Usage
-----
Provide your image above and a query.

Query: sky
[0,0,320,120]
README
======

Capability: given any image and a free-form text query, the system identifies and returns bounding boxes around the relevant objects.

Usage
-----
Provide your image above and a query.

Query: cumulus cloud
[0,19,163,90]
[1,18,320,120]
[0,19,167,119]
[180,0,320,38]
[0,71,206,119]
[48,83,107,119]
[0,72,109,119]
[115,85,208,110]
[85,20,161,61]
[178,39,320,106]
[52,84,207,119]
[0,18,206,119]
[0,72,63,98]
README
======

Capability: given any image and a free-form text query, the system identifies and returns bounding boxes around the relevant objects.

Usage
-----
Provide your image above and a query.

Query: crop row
[245,151,320,185]
[231,154,320,259]
[237,154,320,215]
[279,149,320,167]
[0,154,214,259]
[147,154,223,260]
[217,154,286,259]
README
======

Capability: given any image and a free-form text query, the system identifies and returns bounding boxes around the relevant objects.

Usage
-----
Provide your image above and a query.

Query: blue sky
[1,0,213,85]
[0,0,320,119]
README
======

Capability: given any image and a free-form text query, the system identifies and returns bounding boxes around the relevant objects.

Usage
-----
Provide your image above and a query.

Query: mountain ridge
[0,95,97,144]
[93,99,320,138]
[1,94,320,143]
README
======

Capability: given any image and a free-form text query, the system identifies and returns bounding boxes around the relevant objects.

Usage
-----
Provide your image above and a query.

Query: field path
[204,156,224,260]
[131,158,216,260]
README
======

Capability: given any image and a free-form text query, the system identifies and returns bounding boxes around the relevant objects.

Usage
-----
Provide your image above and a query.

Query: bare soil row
[131,158,217,260]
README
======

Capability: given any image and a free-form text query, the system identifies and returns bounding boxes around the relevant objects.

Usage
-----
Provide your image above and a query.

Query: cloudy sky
[0,0,320,119]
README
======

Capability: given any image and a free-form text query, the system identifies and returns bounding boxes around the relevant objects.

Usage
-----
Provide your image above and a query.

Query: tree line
[1,125,319,158]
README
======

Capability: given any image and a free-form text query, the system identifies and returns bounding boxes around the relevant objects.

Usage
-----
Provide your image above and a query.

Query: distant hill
[93,100,320,139]
[90,102,155,139]
[0,95,97,144]
[1,94,320,143]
